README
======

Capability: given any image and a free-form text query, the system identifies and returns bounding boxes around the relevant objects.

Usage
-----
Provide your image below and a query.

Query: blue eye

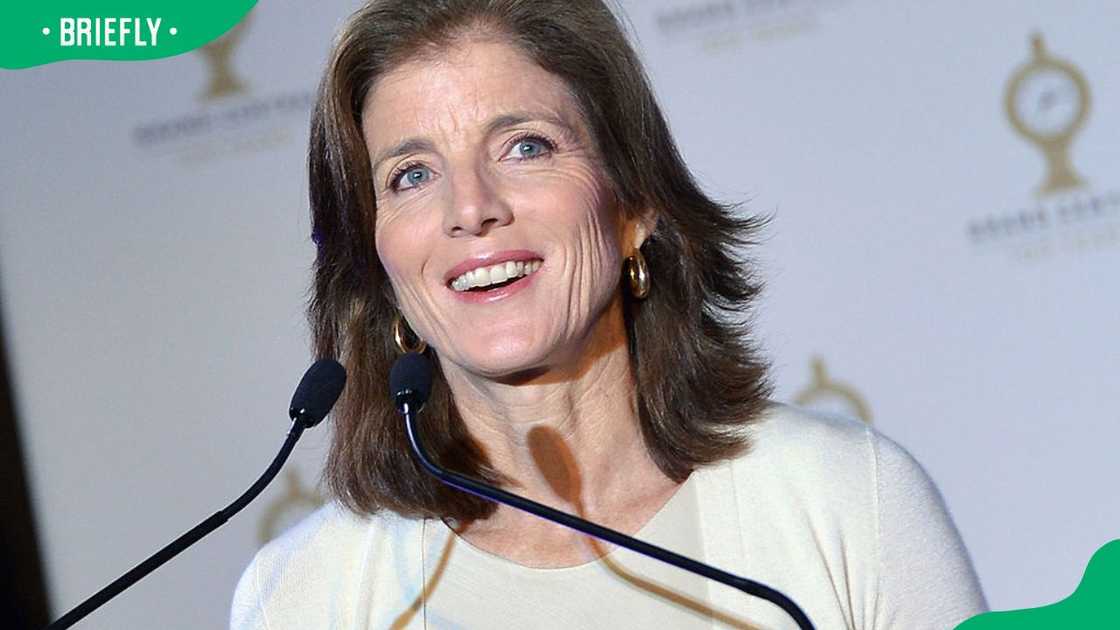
[509,134,555,160]
[390,162,430,191]
[387,133,556,194]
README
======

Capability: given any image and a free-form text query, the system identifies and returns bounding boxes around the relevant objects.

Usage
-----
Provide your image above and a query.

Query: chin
[452,334,553,380]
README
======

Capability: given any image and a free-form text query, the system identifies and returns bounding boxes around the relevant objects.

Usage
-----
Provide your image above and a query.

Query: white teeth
[451,259,543,292]
[490,264,508,284]
[471,267,489,287]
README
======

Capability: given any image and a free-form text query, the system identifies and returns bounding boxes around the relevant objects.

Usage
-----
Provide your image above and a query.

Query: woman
[232,0,988,627]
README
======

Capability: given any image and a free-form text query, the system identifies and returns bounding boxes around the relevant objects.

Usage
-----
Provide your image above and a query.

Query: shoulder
[729,406,988,623]
[730,401,876,479]
[706,401,937,530]
[244,501,374,578]
[230,501,420,629]
[699,404,987,625]
[731,401,924,481]
[742,401,871,452]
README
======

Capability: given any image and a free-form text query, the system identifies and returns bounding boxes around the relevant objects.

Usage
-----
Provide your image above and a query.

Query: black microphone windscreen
[289,358,347,426]
[389,352,433,409]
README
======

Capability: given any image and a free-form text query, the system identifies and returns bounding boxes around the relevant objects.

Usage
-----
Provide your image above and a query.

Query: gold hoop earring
[392,313,427,354]
[626,250,650,299]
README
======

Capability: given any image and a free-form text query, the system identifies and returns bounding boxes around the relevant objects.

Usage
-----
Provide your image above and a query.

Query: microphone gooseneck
[389,352,815,630]
[46,359,347,630]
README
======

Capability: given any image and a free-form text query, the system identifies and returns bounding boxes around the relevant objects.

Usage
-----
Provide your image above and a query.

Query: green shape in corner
[1,1,256,69]
[957,539,1120,629]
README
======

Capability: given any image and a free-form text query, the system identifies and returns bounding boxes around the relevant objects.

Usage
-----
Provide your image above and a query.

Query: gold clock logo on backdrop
[257,468,325,545]
[1004,33,1091,197]
[197,15,251,101]
[794,357,872,424]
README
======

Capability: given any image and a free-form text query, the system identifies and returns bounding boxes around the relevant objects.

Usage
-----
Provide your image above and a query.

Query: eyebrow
[370,111,577,175]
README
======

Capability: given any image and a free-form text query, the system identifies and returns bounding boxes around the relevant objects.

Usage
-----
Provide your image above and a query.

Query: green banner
[1,1,257,69]
[957,540,1120,628]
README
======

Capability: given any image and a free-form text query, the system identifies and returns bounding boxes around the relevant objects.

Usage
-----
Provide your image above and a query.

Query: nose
[441,164,513,237]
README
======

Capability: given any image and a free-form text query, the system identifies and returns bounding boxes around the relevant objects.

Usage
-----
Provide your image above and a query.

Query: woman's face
[363,39,645,379]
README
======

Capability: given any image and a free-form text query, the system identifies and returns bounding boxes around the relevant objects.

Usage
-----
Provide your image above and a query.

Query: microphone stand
[45,420,308,629]
[401,402,816,630]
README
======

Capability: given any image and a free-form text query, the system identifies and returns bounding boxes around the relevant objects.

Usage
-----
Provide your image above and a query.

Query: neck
[438,297,676,550]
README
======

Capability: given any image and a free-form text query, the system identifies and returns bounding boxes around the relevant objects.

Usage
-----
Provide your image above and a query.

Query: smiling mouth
[450,259,543,292]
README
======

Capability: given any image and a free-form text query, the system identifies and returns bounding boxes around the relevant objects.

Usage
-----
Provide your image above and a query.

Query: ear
[627,207,659,252]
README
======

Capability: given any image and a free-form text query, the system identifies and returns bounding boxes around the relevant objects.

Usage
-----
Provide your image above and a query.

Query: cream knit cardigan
[231,403,987,629]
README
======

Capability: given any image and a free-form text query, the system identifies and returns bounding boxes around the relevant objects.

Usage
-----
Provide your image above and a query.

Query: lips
[441,249,544,304]
[443,249,544,287]
[450,259,542,292]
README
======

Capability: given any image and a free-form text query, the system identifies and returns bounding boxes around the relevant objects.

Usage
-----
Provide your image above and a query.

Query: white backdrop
[1,1,1117,628]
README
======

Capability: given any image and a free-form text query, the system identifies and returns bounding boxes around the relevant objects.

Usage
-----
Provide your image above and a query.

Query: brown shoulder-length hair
[308,0,771,521]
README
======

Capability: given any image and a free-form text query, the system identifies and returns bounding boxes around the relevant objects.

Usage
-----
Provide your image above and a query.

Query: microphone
[290,357,347,427]
[46,358,347,629]
[389,350,432,414]
[389,353,815,630]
